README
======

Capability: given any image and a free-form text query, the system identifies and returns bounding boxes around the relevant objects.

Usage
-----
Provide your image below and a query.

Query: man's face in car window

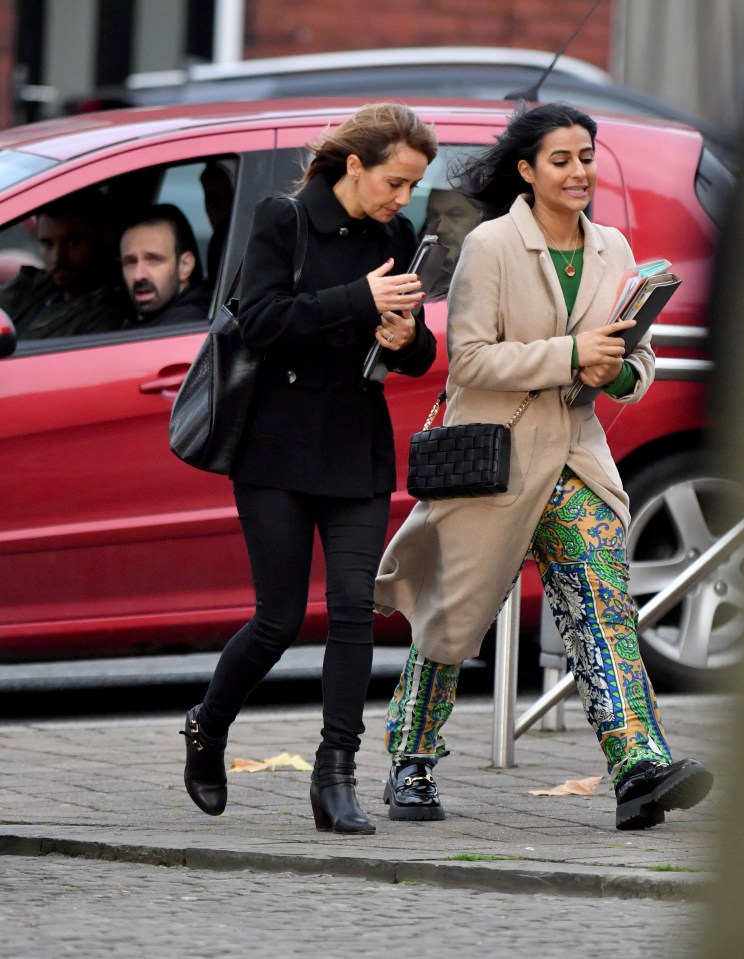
[120,221,194,319]
[424,189,480,265]
[37,212,103,299]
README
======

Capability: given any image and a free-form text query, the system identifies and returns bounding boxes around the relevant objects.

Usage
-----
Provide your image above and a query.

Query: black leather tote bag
[169,196,308,474]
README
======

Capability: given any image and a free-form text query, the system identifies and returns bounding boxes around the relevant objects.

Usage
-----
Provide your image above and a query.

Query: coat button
[338,227,348,236]
[287,370,297,384]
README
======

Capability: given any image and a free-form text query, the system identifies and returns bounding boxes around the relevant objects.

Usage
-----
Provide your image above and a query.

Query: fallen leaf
[229,751,313,773]
[528,775,606,797]
[229,759,270,772]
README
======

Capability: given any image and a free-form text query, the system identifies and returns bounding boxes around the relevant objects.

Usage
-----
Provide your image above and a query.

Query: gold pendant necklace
[535,219,581,277]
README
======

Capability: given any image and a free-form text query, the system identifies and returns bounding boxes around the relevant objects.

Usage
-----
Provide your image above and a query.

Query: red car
[0,100,738,689]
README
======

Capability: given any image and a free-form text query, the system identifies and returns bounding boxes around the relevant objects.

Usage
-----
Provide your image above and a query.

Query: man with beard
[0,188,133,339]
[120,204,211,327]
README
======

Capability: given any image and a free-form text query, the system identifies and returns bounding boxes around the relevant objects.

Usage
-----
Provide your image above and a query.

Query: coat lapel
[566,215,608,333]
[510,196,567,333]
[510,198,611,335]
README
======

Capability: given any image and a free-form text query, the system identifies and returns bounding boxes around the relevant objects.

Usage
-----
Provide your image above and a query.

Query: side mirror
[0,308,17,357]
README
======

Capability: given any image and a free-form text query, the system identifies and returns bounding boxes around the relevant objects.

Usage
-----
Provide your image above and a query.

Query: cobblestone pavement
[0,692,730,959]
[0,854,702,959]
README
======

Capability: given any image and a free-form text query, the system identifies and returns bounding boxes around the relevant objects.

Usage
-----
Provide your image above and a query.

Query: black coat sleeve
[237,196,379,352]
[380,307,437,378]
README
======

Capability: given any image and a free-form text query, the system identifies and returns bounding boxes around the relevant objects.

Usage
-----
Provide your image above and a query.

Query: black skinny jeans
[200,484,391,753]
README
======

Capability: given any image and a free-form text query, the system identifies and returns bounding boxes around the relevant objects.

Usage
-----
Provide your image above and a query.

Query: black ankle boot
[310,748,376,835]
[180,705,228,816]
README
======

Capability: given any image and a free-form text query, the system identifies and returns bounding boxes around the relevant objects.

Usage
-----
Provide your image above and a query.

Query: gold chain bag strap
[407,389,538,500]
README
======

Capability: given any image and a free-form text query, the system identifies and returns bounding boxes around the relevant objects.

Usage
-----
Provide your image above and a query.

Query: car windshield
[0,150,58,190]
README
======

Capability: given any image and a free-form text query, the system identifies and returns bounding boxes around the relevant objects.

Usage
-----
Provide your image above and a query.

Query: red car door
[0,129,275,660]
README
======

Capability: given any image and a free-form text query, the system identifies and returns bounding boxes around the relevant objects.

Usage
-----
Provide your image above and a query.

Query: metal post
[540,665,567,731]
[214,0,245,65]
[515,670,576,739]
[491,577,521,767]
[538,592,567,731]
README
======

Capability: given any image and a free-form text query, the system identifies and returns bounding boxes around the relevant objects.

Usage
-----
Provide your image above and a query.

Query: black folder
[564,272,682,407]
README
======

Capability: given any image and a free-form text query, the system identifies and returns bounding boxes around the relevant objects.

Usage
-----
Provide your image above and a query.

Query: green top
[548,246,636,398]
[548,246,583,316]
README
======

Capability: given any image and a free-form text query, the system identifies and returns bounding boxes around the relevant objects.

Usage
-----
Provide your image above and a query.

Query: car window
[0,154,239,350]
[408,147,482,298]
[0,150,57,189]
[274,143,482,286]
[155,162,220,270]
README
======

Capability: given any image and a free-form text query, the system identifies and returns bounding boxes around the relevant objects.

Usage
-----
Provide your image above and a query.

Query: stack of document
[564,259,681,407]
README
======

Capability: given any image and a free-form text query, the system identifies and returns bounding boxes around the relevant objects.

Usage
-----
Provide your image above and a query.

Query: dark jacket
[126,282,212,328]
[232,172,436,497]
[0,266,133,339]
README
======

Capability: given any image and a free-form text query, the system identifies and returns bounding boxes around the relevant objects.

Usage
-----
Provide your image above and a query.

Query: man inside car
[120,204,212,327]
[0,187,133,339]
[423,187,480,271]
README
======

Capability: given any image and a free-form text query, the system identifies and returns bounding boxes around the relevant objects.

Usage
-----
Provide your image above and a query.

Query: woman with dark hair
[375,102,713,830]
[181,103,438,834]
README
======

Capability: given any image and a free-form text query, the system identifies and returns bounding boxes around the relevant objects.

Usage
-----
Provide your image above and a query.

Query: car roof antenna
[505,0,604,102]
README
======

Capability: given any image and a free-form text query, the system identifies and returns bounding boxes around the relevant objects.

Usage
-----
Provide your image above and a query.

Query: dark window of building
[187,0,215,63]
[16,0,45,86]
[95,0,134,87]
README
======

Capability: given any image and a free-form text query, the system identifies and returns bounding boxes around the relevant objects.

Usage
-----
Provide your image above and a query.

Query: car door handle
[139,366,189,397]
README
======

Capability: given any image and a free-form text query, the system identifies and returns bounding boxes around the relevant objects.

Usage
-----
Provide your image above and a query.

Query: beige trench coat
[374,195,655,664]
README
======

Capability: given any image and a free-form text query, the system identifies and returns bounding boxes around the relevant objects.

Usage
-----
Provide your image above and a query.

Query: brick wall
[0,0,14,130]
[244,0,611,72]
[0,0,612,130]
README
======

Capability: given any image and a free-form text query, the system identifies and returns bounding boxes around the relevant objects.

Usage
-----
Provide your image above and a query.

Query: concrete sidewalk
[0,693,728,902]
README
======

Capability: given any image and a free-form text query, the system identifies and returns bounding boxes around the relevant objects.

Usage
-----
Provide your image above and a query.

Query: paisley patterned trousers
[384,469,673,782]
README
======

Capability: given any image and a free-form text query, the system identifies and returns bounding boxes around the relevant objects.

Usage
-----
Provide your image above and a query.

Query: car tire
[625,451,744,691]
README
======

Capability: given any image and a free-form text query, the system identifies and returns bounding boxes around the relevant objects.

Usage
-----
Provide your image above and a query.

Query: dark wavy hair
[457,102,598,221]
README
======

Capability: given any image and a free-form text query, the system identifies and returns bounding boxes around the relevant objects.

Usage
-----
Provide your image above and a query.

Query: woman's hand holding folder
[575,316,637,386]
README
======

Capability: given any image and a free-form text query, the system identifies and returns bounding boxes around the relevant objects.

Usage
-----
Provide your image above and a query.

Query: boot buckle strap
[317,774,358,787]
[179,729,205,752]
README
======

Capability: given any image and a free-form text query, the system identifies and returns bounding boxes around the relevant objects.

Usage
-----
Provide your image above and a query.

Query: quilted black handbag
[169,196,308,474]
[407,389,537,500]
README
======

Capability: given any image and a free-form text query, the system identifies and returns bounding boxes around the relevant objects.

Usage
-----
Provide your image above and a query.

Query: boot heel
[310,787,333,831]
[310,748,376,835]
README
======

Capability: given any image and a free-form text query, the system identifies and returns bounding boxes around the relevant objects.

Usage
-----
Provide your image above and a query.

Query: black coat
[231,172,436,497]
